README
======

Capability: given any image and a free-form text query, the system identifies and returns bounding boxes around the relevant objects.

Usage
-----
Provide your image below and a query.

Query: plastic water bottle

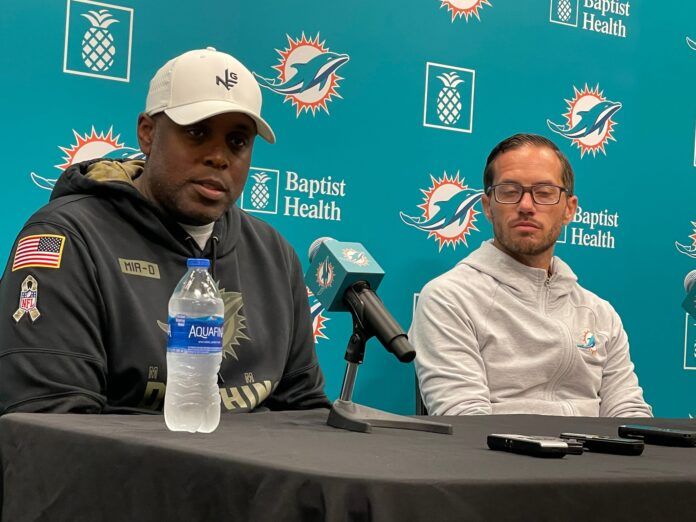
[164,258,223,433]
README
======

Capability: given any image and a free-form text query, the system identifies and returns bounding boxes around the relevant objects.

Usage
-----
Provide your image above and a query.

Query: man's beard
[492,219,563,257]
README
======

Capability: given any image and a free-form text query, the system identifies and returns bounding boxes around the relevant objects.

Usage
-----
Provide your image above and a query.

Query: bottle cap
[187,258,210,268]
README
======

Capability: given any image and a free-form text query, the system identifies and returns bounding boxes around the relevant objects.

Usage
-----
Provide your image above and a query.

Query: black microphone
[306,238,415,363]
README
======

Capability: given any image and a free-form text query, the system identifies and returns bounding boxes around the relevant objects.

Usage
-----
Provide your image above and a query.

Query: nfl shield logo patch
[13,275,41,323]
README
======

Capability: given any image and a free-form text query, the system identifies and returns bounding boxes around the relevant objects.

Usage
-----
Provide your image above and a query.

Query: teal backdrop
[1,0,695,416]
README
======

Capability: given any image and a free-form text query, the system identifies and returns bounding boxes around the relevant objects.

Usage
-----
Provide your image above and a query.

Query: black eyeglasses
[486,183,569,205]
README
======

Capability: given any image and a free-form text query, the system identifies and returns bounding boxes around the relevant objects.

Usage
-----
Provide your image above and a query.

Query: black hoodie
[0,159,330,414]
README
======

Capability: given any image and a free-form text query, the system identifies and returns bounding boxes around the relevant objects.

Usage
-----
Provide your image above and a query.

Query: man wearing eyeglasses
[411,133,652,417]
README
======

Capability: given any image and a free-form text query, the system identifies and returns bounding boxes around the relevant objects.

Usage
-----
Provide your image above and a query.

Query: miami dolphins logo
[576,329,597,353]
[253,33,349,116]
[30,127,144,191]
[676,222,696,259]
[307,287,330,344]
[547,84,622,158]
[400,172,483,251]
[341,248,369,267]
[687,37,696,51]
[157,287,249,361]
[315,257,335,293]
[440,0,492,22]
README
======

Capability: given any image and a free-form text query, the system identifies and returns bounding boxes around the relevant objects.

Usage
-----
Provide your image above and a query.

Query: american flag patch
[12,234,66,271]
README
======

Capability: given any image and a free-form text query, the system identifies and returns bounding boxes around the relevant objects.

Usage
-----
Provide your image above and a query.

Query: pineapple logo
[675,222,696,259]
[423,63,475,134]
[549,0,579,27]
[240,167,280,214]
[440,0,491,22]
[64,0,134,82]
[250,173,272,210]
[435,72,465,126]
[556,0,572,22]
[80,10,118,72]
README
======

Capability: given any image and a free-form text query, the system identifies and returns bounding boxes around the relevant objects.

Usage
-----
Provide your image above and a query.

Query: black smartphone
[560,432,644,455]
[618,425,696,447]
[487,434,572,458]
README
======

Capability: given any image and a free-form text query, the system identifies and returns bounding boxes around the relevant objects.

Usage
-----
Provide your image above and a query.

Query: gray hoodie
[411,240,652,417]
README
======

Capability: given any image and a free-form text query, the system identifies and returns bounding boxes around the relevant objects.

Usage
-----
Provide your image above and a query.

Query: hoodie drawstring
[210,236,219,280]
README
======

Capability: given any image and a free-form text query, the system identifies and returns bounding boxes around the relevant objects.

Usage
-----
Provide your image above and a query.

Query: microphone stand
[326,287,453,435]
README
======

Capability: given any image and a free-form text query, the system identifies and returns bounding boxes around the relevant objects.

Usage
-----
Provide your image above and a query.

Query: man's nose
[203,143,230,170]
[517,191,536,212]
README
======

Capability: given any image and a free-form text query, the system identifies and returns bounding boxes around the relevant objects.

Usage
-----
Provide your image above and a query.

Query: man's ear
[482,192,493,222]
[137,113,155,156]
[563,194,578,225]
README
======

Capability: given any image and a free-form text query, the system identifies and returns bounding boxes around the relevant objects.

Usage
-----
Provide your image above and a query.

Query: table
[1,410,696,521]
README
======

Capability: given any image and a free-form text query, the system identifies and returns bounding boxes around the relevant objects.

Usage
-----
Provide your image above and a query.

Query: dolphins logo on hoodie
[676,222,696,259]
[30,127,144,191]
[253,33,349,116]
[400,172,483,251]
[547,84,622,157]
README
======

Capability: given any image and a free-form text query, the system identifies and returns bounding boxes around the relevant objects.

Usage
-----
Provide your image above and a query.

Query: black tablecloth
[1,409,696,521]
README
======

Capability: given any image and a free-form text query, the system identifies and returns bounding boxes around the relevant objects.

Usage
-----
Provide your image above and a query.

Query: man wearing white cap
[0,48,331,414]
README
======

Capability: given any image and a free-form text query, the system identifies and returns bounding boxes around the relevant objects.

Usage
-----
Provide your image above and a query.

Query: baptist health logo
[557,205,619,249]
[253,33,349,116]
[400,172,483,251]
[30,127,143,191]
[240,168,346,221]
[423,63,475,134]
[547,84,621,158]
[64,0,134,82]
[549,0,630,38]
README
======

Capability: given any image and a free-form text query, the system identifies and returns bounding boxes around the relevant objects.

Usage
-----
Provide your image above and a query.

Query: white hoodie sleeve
[597,305,653,417]
[411,280,492,415]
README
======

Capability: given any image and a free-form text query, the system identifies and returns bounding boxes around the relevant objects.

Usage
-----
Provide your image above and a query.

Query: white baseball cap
[145,47,275,144]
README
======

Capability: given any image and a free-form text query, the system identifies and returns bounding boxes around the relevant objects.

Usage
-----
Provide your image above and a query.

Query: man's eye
[229,135,249,148]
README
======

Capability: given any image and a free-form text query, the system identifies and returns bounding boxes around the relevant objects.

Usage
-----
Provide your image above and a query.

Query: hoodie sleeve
[411,279,493,416]
[264,248,331,411]
[0,223,107,414]
[598,305,652,418]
